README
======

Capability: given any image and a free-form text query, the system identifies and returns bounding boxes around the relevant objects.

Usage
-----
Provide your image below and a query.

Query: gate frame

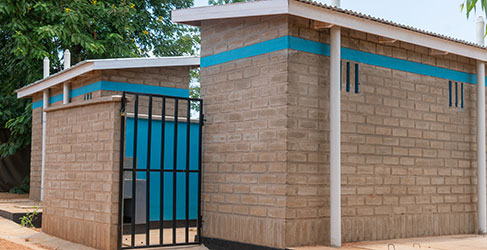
[117,91,204,250]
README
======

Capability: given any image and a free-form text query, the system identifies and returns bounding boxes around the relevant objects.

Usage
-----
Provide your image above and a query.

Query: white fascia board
[92,56,200,70]
[289,0,487,61]
[17,62,94,98]
[16,56,200,98]
[171,0,289,26]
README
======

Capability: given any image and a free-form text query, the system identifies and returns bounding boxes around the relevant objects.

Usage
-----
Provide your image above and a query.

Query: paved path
[0,216,94,250]
[0,216,207,250]
[291,234,487,250]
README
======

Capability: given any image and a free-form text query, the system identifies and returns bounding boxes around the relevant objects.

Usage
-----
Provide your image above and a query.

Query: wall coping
[43,95,122,112]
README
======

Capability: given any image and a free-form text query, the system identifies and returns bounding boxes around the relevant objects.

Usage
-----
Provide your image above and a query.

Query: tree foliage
[0,0,199,157]
[208,0,250,5]
[461,0,487,19]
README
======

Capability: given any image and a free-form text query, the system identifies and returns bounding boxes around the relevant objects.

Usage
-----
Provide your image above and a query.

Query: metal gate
[118,91,203,249]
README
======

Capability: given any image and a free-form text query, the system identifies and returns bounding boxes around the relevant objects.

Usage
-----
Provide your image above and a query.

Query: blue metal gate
[118,92,203,249]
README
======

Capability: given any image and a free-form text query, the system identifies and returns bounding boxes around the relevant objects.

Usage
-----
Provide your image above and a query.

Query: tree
[0,0,200,157]
[462,0,487,20]
[209,0,250,5]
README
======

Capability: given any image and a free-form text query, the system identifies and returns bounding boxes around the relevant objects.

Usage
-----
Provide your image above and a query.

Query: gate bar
[117,92,126,250]
[122,91,201,101]
[185,100,190,243]
[146,96,153,245]
[197,100,203,242]
[131,95,139,247]
[160,97,166,245]
[173,99,179,245]
[123,169,199,173]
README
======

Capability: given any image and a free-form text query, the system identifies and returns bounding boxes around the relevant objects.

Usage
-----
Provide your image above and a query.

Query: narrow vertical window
[354,63,359,93]
[346,61,350,92]
[340,63,343,90]
[461,83,464,109]
[455,82,458,107]
[449,81,452,107]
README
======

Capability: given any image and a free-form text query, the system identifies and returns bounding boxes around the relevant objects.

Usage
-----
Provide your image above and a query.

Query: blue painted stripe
[32,81,189,109]
[202,35,480,85]
[201,36,289,67]
[32,100,43,109]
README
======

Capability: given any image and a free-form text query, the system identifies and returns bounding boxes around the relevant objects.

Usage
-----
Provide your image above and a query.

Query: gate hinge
[201,114,206,126]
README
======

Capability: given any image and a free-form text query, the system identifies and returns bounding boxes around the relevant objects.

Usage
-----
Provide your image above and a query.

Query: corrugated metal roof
[295,0,485,49]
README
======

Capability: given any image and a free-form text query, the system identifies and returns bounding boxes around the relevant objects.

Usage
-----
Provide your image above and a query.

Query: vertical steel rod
[173,99,179,245]
[355,63,359,93]
[346,61,350,92]
[160,97,166,245]
[146,96,152,246]
[197,100,203,243]
[131,94,139,247]
[455,82,458,107]
[461,83,464,109]
[185,101,191,243]
[449,81,452,107]
[117,92,126,250]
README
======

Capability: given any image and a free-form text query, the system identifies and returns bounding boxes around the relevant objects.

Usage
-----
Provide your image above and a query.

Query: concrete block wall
[42,100,121,250]
[285,16,331,247]
[30,94,43,201]
[286,16,479,245]
[200,14,482,248]
[29,67,191,201]
[200,15,290,248]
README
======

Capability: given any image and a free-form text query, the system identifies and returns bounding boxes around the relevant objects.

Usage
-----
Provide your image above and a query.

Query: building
[16,56,199,250]
[14,0,487,249]
[173,0,487,249]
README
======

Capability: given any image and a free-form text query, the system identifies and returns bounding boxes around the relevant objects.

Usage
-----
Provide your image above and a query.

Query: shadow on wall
[0,128,30,192]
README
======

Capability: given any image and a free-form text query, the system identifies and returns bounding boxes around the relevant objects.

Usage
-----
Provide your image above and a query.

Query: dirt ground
[0,193,28,200]
[0,238,32,250]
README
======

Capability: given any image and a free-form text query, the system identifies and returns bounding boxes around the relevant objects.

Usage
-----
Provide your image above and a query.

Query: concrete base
[289,234,487,250]
[0,197,42,228]
[0,216,94,250]
[202,237,283,250]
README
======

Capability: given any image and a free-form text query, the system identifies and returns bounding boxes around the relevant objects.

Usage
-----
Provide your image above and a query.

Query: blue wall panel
[125,117,200,221]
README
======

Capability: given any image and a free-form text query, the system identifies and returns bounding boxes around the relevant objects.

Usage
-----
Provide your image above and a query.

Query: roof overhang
[16,56,200,98]
[172,0,487,62]
[172,0,289,26]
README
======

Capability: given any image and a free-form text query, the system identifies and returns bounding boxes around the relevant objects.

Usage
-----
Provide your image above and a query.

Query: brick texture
[29,94,43,201]
[29,67,191,201]
[29,66,191,250]
[42,101,121,250]
[200,15,289,248]
[200,14,482,248]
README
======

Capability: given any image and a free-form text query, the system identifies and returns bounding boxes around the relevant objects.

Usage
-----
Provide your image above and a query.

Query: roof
[16,56,200,98]
[295,0,483,49]
[172,0,487,61]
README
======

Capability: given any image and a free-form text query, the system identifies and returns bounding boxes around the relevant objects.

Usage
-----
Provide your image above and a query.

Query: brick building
[13,0,487,249]
[173,0,487,249]
[15,56,198,250]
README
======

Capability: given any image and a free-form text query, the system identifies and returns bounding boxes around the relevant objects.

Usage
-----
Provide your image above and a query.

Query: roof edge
[171,0,289,26]
[16,56,200,99]
[173,0,487,61]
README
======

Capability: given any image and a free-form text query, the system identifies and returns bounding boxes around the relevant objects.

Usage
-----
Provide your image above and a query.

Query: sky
[193,0,484,43]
